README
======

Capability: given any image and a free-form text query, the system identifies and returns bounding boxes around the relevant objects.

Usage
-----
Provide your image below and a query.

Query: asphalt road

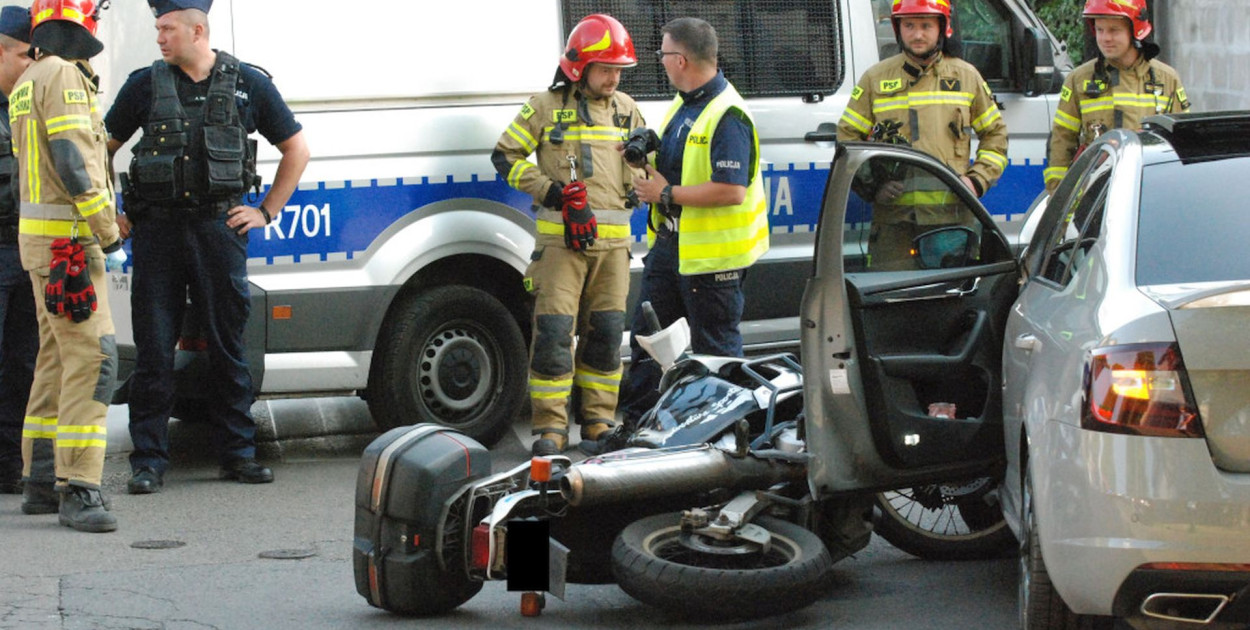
[0,399,1018,629]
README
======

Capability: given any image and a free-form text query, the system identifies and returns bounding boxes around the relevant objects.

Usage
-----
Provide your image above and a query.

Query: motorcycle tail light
[1082,342,1203,437]
[530,457,552,483]
[471,524,492,571]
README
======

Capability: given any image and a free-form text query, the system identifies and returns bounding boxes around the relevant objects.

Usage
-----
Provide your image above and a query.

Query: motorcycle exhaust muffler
[559,445,805,507]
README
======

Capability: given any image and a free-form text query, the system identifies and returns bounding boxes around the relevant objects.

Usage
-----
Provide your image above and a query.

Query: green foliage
[1031,0,1088,64]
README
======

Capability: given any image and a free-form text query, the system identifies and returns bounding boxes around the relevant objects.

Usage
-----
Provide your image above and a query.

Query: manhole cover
[131,540,186,550]
[258,548,317,560]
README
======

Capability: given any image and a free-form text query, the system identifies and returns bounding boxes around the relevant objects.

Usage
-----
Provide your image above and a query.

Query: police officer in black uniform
[105,0,309,493]
[0,6,35,494]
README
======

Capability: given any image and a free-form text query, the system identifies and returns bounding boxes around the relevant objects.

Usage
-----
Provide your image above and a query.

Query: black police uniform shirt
[655,70,754,224]
[105,53,302,154]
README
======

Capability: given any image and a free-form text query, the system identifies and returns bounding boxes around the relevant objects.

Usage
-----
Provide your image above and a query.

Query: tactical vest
[129,51,258,210]
[0,103,17,242]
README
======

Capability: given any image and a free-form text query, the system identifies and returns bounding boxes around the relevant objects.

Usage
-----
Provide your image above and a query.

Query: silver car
[804,112,1250,630]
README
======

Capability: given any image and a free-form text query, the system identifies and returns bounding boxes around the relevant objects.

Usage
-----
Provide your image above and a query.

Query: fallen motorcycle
[352,302,1012,619]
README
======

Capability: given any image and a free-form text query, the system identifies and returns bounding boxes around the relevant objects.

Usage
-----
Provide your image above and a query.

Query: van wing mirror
[1020,27,1058,97]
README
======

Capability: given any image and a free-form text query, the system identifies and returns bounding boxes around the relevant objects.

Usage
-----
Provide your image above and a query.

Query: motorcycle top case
[353,423,491,614]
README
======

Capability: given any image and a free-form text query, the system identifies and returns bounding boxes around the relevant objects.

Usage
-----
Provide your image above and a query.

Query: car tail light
[1082,342,1203,437]
[471,524,492,571]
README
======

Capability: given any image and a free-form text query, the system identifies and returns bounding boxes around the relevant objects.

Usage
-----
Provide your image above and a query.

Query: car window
[871,0,1014,90]
[564,0,845,100]
[1037,153,1111,286]
[1137,156,1250,285]
[846,155,987,272]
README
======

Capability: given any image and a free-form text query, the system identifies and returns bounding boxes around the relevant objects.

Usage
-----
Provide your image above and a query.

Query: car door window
[846,155,986,272]
[1038,154,1111,286]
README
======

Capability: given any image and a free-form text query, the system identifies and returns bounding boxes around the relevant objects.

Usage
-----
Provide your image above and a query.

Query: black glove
[52,238,95,323]
[561,181,596,251]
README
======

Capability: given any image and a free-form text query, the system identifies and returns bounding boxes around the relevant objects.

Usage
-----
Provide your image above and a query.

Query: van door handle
[1014,334,1040,353]
[804,122,838,142]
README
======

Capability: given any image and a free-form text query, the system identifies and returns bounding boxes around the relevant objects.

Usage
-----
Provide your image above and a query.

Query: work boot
[219,458,274,484]
[21,481,58,514]
[127,467,164,494]
[577,421,616,456]
[531,432,566,457]
[58,486,118,533]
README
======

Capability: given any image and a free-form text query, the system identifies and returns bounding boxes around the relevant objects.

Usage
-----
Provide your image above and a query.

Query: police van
[96,0,1071,446]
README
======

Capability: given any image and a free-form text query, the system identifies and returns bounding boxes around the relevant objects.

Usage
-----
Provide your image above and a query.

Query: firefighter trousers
[21,249,117,490]
[525,245,629,444]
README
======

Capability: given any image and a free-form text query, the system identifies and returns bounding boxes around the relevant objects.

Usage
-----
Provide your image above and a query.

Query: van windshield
[1136,156,1250,286]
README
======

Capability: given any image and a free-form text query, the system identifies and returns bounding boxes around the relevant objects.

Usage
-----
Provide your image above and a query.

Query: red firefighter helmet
[31,0,101,35]
[1083,0,1152,41]
[891,0,954,39]
[559,14,637,82]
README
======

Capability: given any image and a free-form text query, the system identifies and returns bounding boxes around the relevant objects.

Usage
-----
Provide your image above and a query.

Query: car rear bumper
[1114,567,1250,629]
[1034,420,1250,617]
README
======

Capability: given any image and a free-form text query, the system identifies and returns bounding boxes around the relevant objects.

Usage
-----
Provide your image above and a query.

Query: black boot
[219,458,274,484]
[58,485,118,533]
[21,481,58,515]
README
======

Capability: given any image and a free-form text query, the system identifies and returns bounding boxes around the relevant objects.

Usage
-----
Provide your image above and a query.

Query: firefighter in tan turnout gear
[492,14,645,456]
[1044,0,1188,192]
[837,0,1008,270]
[15,0,125,532]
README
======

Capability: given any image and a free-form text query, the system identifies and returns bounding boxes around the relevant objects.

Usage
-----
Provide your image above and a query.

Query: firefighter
[104,0,309,493]
[492,14,645,456]
[1044,0,1189,192]
[14,0,126,532]
[836,0,1008,270]
[0,6,35,495]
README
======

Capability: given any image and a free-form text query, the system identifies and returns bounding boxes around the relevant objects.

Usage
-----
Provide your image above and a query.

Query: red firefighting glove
[45,238,73,316]
[561,181,596,251]
[60,239,96,323]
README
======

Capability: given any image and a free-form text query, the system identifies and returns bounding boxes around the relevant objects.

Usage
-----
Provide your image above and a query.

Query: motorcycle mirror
[636,317,691,370]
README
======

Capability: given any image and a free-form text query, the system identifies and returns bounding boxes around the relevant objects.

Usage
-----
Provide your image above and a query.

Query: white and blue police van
[95,0,1071,445]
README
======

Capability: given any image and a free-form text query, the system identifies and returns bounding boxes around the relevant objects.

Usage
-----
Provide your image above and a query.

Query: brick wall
[1156,1,1250,111]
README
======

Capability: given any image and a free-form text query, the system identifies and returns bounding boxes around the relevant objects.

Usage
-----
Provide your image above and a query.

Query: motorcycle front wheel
[874,476,1016,560]
[611,512,834,620]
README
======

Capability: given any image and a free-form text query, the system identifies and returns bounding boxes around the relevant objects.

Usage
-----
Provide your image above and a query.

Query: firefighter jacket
[12,55,120,267]
[1045,55,1189,191]
[837,53,1009,196]
[649,83,769,275]
[493,86,644,249]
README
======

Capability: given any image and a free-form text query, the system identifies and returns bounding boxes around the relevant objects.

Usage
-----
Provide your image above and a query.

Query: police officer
[492,14,644,456]
[1045,0,1188,192]
[621,17,770,424]
[836,0,1008,270]
[14,0,126,532]
[105,0,310,492]
[0,6,34,495]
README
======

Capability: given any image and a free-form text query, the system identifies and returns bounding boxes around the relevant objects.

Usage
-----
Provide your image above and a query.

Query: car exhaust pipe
[1141,593,1230,625]
[559,445,805,507]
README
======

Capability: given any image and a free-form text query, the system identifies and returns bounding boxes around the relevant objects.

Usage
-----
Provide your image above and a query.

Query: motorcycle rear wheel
[611,512,833,620]
[874,477,1016,560]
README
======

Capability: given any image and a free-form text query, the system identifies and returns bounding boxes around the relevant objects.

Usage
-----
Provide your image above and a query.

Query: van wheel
[368,286,525,447]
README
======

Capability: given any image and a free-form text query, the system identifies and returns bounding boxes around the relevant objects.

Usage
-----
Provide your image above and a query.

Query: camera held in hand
[622,127,660,167]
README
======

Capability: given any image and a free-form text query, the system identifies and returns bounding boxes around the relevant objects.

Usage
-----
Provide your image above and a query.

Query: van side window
[871,0,1015,90]
[562,1,844,100]
[846,156,987,272]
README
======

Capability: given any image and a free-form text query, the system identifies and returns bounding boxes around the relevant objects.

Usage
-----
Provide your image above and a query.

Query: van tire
[368,286,525,447]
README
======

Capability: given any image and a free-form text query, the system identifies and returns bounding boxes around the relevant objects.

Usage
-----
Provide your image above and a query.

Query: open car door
[801,142,1019,496]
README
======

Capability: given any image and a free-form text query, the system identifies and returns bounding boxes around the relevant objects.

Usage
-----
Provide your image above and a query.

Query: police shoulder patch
[519,102,536,120]
[879,78,904,93]
[64,89,88,105]
[1060,85,1072,102]
[851,85,864,101]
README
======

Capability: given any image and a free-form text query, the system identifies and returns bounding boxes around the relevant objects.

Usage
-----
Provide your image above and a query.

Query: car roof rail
[1142,111,1250,163]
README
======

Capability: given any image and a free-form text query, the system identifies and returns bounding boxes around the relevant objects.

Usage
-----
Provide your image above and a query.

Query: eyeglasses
[654,49,685,61]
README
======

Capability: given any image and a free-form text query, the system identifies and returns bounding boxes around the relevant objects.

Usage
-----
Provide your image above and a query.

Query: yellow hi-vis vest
[649,85,769,275]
